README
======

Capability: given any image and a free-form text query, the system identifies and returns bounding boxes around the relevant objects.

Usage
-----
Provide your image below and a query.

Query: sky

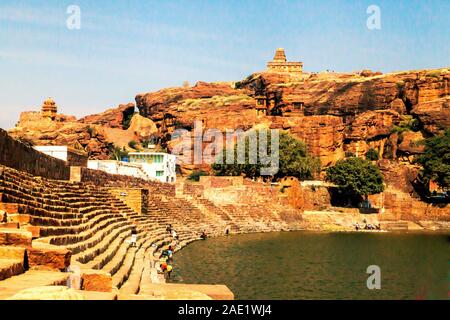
[0,0,449,129]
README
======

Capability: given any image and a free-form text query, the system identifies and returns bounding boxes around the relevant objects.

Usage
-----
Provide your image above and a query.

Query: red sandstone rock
[0,246,26,261]
[79,103,135,129]
[81,269,113,292]
[0,229,32,247]
[28,243,71,271]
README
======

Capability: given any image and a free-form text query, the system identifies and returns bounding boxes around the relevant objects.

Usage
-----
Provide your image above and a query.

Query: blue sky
[1,0,449,129]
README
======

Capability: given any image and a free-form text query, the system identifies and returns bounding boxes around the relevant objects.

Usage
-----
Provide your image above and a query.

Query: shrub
[187,170,208,182]
[365,148,379,161]
[128,140,138,150]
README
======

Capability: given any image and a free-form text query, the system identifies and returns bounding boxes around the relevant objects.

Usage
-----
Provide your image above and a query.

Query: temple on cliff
[267,48,303,75]
[41,97,58,120]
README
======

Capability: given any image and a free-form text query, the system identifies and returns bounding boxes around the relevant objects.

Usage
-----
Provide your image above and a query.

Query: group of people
[157,245,174,279]
[354,220,381,231]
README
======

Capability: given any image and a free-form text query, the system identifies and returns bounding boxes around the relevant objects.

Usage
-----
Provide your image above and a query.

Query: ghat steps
[0,165,291,299]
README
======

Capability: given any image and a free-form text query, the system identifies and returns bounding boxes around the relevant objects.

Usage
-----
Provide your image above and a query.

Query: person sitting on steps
[200,230,208,240]
[131,228,138,247]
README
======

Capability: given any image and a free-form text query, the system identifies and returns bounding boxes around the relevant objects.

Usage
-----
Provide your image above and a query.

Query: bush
[418,129,450,189]
[128,140,138,150]
[187,170,208,182]
[345,151,355,158]
[326,157,384,199]
[365,148,379,161]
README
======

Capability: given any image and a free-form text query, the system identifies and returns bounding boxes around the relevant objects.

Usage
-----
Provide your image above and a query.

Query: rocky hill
[8,67,450,180]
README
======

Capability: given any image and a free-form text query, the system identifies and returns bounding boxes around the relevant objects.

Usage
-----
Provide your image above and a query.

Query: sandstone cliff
[8,68,449,173]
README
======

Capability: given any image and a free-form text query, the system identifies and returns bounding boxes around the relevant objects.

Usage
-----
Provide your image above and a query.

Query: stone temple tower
[41,97,58,120]
[267,48,303,75]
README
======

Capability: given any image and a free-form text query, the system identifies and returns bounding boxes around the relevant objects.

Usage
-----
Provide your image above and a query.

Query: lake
[170,231,449,300]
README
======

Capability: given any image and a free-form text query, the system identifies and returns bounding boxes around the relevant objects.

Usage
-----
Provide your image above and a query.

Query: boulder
[0,229,32,247]
[28,242,71,271]
[81,269,112,292]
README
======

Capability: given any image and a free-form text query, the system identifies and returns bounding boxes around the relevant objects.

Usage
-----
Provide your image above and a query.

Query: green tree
[109,145,128,161]
[365,148,379,161]
[128,140,138,150]
[418,129,450,189]
[212,131,320,180]
[326,157,384,199]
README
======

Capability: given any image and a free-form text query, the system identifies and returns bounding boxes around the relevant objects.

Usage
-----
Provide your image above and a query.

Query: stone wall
[70,166,175,196]
[108,188,149,215]
[279,177,332,210]
[0,129,70,180]
[67,149,88,167]
[199,176,244,188]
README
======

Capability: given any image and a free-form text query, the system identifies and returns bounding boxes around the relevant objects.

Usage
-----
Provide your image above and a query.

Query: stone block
[81,269,112,292]
[28,242,71,271]
[7,286,84,300]
[7,214,31,225]
[21,225,40,238]
[0,203,19,214]
[0,228,32,247]
[0,246,26,261]
[0,222,19,229]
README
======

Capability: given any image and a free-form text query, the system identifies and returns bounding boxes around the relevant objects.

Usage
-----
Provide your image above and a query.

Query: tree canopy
[212,130,320,180]
[418,129,450,190]
[326,157,384,198]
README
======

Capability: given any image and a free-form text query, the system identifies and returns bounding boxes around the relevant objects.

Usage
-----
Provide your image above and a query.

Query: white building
[87,160,150,181]
[33,145,88,166]
[128,152,177,183]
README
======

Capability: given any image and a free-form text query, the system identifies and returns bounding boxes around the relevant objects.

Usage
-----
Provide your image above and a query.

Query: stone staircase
[0,165,184,299]
[0,164,302,299]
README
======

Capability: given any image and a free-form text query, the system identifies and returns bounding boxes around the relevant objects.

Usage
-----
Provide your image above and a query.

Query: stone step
[111,236,155,289]
[44,217,128,247]
[0,270,69,300]
[0,228,32,247]
[0,259,24,281]
[0,203,19,214]
[73,224,132,263]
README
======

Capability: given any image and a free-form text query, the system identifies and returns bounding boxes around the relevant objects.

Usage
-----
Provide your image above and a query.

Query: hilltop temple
[266,48,303,75]
[41,97,58,120]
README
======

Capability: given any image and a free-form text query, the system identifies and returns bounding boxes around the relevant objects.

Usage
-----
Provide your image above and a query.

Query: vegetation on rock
[109,145,128,161]
[418,129,450,190]
[365,148,380,161]
[187,170,208,182]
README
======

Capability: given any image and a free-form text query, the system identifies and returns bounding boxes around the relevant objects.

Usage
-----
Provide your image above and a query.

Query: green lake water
[170,231,449,300]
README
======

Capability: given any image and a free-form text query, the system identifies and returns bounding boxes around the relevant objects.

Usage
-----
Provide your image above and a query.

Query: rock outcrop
[7,68,450,181]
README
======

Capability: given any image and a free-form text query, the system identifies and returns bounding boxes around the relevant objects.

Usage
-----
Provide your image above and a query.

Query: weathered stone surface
[377,159,419,194]
[139,283,232,300]
[79,103,135,129]
[397,131,425,155]
[7,286,84,300]
[0,229,32,247]
[81,269,112,292]
[7,214,30,225]
[28,243,71,271]
[412,97,450,134]
[0,246,26,261]
[127,114,158,138]
[21,225,40,238]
